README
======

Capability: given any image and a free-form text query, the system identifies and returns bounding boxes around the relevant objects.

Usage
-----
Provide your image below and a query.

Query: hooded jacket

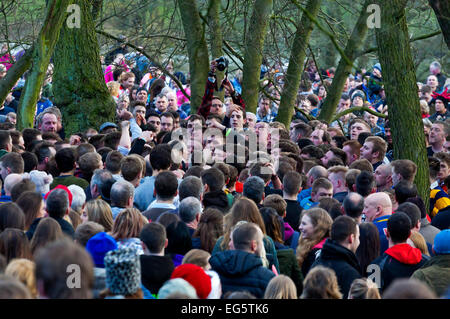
[276,248,303,295]
[212,235,280,273]
[411,254,450,297]
[301,237,327,278]
[140,254,175,295]
[202,190,230,212]
[311,239,362,298]
[371,243,428,292]
[210,250,275,298]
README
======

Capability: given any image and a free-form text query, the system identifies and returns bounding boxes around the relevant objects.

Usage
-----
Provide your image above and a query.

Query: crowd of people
[0,42,449,299]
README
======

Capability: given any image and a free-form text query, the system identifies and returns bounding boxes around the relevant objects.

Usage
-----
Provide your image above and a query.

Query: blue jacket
[297,188,311,202]
[373,215,390,253]
[210,250,275,298]
[300,196,318,210]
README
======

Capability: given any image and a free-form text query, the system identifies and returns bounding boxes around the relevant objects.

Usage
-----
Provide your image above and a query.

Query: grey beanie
[351,90,366,102]
[104,248,141,295]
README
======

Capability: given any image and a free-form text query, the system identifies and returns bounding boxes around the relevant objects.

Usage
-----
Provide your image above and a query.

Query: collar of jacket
[320,238,360,270]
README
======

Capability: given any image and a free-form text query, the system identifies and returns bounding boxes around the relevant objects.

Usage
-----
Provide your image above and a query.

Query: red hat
[44,185,73,206]
[170,264,212,299]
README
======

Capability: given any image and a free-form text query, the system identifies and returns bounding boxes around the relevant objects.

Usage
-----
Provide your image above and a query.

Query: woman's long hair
[16,192,44,231]
[259,207,284,245]
[192,208,224,253]
[264,275,298,299]
[30,218,64,256]
[165,220,192,256]
[296,208,332,267]
[409,231,430,257]
[355,222,380,274]
[300,266,342,299]
[0,228,32,263]
[220,197,266,250]
[111,208,148,240]
[85,199,114,232]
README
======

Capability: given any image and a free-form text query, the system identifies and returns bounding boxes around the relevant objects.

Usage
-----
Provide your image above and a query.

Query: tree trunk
[318,0,371,124]
[276,0,321,127]
[241,0,273,114]
[375,0,430,208]
[53,0,116,134]
[429,0,450,49]
[178,0,210,114]
[17,0,70,130]
[91,0,103,21]
[207,0,224,101]
[322,1,340,68]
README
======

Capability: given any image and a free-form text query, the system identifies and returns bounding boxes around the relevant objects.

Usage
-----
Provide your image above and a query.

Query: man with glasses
[198,60,245,121]
[210,97,225,120]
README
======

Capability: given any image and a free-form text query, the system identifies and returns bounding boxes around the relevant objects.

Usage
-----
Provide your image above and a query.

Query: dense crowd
[0,43,449,299]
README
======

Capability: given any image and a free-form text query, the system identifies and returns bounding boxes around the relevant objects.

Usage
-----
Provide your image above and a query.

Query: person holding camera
[197,58,245,124]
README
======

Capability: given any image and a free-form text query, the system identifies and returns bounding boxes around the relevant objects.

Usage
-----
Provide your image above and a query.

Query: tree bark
[52,0,116,134]
[429,0,450,50]
[241,0,273,114]
[318,0,371,124]
[322,1,340,68]
[375,0,430,209]
[17,0,71,130]
[207,0,224,100]
[276,0,321,127]
[178,0,210,114]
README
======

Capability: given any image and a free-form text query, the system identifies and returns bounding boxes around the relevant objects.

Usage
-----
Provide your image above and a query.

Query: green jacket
[411,254,450,297]
[277,248,303,295]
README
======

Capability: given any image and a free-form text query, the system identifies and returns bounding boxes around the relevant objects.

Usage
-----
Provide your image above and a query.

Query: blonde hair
[263,275,297,299]
[409,231,430,257]
[5,259,38,298]
[85,199,114,232]
[420,99,429,115]
[348,278,381,299]
[296,208,333,267]
[301,266,342,299]
[111,208,148,240]
[106,81,120,97]
[118,71,135,83]
[182,249,211,270]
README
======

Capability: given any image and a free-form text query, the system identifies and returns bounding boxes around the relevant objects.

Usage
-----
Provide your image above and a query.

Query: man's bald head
[363,192,392,222]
